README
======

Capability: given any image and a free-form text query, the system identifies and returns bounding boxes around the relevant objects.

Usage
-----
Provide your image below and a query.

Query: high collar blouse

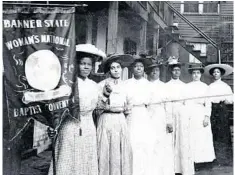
[185,80,211,116]
[148,79,166,104]
[77,77,99,115]
[165,79,186,102]
[98,77,129,111]
[207,79,233,104]
[124,77,151,106]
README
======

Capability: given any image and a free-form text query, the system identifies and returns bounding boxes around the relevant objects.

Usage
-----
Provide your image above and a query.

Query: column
[107,1,119,54]
[86,15,93,44]
[153,25,159,56]
[139,20,147,54]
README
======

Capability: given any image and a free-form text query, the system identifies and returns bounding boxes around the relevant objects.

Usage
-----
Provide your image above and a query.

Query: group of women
[48,44,233,175]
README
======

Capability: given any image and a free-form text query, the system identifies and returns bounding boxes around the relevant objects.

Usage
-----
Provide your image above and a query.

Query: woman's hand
[103,83,112,97]
[203,116,209,127]
[47,127,57,139]
[166,123,173,133]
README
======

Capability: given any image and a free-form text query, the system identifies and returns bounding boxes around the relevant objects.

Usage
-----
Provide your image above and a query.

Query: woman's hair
[132,60,145,69]
[107,60,123,71]
[145,66,160,75]
[76,52,96,64]
[188,68,204,74]
[209,67,225,76]
[169,64,181,70]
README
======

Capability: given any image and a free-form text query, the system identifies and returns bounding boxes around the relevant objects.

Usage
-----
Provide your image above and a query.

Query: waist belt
[103,111,122,114]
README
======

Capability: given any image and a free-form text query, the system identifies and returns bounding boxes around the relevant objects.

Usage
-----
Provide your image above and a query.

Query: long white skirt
[129,106,154,175]
[189,104,216,163]
[148,105,175,175]
[172,104,195,175]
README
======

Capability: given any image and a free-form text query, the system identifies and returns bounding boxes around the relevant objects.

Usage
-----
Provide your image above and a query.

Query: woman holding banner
[48,44,106,175]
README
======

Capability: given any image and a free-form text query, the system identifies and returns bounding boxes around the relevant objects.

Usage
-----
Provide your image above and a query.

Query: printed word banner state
[3,6,79,141]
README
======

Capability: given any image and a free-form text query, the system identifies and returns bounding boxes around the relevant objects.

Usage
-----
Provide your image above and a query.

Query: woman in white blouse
[185,64,215,166]
[48,45,105,175]
[97,55,132,175]
[125,58,153,175]
[204,63,233,165]
[146,62,175,175]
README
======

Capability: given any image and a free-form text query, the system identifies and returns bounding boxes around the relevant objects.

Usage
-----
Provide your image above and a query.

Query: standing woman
[185,64,215,165]
[48,44,105,175]
[146,62,175,175]
[125,58,153,175]
[204,63,233,165]
[165,56,194,175]
[97,55,133,175]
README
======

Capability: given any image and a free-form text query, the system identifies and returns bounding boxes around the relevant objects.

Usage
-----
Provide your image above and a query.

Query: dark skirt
[211,102,232,165]
[211,102,230,144]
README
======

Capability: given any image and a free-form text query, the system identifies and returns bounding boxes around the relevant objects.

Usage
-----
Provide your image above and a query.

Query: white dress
[97,78,132,175]
[165,79,194,175]
[125,77,153,175]
[48,77,99,175]
[148,79,175,175]
[185,81,215,163]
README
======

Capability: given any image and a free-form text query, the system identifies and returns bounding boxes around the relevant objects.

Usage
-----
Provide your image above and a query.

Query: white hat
[167,56,181,66]
[76,44,106,59]
[25,50,61,91]
[204,63,233,77]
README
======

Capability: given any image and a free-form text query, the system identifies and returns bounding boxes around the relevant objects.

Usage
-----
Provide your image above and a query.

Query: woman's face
[133,62,144,77]
[192,70,201,81]
[110,62,122,79]
[213,68,222,80]
[149,67,160,80]
[171,66,181,79]
[78,57,93,78]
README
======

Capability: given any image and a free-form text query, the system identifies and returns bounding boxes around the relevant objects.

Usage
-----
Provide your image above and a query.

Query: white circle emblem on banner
[25,50,61,91]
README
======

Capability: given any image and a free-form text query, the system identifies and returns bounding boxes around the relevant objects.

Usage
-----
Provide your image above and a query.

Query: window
[203,1,218,13]
[181,1,219,14]
[189,43,207,63]
[184,1,199,13]
[124,38,137,55]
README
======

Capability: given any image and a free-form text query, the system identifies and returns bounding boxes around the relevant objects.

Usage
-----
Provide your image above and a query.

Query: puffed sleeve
[224,84,233,104]
[164,85,174,125]
[204,85,212,117]
[123,80,132,126]
[95,80,109,116]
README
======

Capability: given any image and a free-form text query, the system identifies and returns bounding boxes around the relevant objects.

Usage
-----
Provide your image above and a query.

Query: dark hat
[188,63,204,74]
[102,54,134,73]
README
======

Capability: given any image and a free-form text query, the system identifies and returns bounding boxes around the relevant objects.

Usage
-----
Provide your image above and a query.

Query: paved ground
[20,144,233,175]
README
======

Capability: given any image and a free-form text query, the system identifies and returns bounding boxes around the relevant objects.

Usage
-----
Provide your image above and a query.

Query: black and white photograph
[2,1,234,175]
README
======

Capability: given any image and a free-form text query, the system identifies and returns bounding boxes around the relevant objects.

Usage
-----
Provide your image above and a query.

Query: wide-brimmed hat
[204,63,233,77]
[76,44,106,61]
[25,50,61,91]
[167,56,181,68]
[188,63,204,74]
[101,54,134,73]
